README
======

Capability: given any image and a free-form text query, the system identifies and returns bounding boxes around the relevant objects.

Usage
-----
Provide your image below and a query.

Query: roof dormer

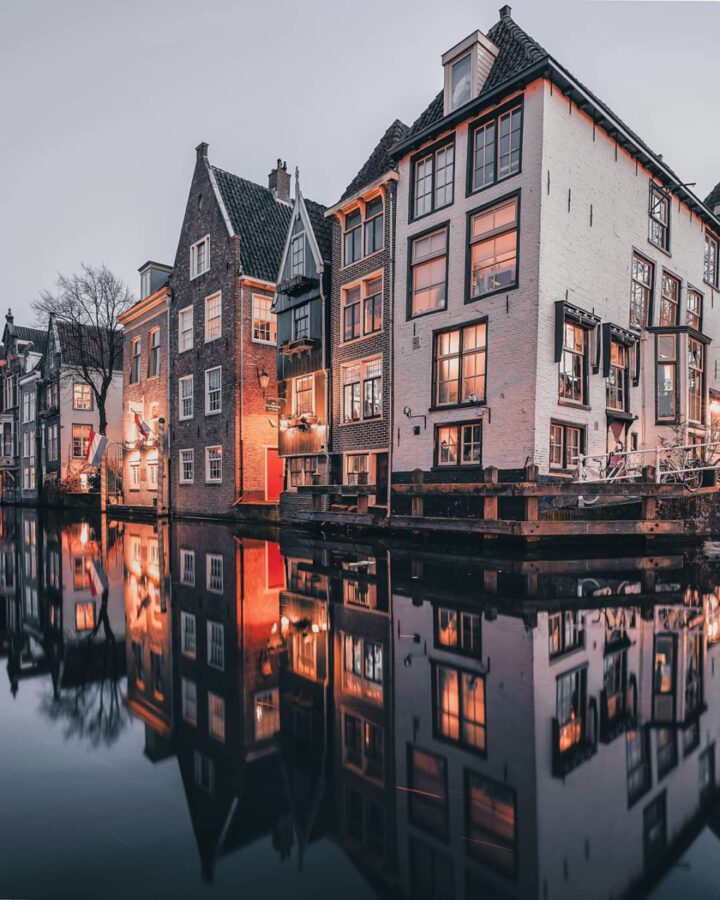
[442,29,499,116]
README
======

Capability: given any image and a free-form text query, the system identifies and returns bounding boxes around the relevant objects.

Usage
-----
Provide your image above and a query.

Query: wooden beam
[389,516,685,537]
[392,481,705,498]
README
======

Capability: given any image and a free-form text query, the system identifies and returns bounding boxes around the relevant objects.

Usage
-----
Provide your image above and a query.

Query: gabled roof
[55,321,123,370]
[706,182,720,214]
[210,166,293,283]
[304,198,332,263]
[340,119,410,202]
[3,323,47,355]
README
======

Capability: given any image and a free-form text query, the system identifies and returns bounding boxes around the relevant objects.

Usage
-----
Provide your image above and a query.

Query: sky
[0,0,718,324]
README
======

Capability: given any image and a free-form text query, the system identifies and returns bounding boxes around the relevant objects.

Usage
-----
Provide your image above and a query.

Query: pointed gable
[706,182,720,216]
[340,119,410,202]
[276,175,330,285]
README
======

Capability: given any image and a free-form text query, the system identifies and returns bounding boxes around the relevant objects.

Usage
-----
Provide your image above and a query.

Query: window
[292,303,310,341]
[288,455,316,487]
[208,692,225,743]
[407,747,448,837]
[181,610,196,657]
[557,667,587,754]
[471,105,522,192]
[450,53,471,109]
[72,382,92,411]
[290,232,305,276]
[344,713,384,781]
[649,185,670,251]
[364,196,384,255]
[344,209,362,264]
[630,253,654,329]
[436,422,482,466]
[252,294,276,344]
[688,338,704,424]
[46,423,58,462]
[75,601,95,632]
[182,678,197,725]
[180,551,195,587]
[433,322,487,406]
[627,728,651,805]
[179,375,193,420]
[206,554,223,593]
[659,272,680,326]
[255,688,280,741]
[205,446,222,483]
[465,771,517,876]
[704,232,718,287]
[434,663,486,752]
[179,449,194,484]
[687,289,703,331]
[653,634,676,721]
[207,620,224,669]
[190,235,210,278]
[345,453,369,485]
[342,358,382,422]
[410,227,448,316]
[436,606,481,657]
[292,374,313,416]
[148,328,161,377]
[343,635,383,704]
[343,276,382,341]
[178,306,193,352]
[607,341,630,412]
[412,142,455,218]
[559,320,588,405]
[204,293,221,342]
[204,367,221,414]
[71,424,91,459]
[548,611,584,657]
[469,195,519,298]
[130,338,141,384]
[129,464,139,488]
[603,650,627,723]
[656,334,678,421]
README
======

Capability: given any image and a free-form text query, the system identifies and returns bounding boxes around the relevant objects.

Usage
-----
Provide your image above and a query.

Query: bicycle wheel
[684,461,702,492]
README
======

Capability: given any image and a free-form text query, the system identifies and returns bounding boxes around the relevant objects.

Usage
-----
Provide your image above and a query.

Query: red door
[266,448,284,502]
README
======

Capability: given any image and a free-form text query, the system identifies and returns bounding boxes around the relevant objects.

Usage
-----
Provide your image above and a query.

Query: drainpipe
[238,265,245,502]
[387,182,395,521]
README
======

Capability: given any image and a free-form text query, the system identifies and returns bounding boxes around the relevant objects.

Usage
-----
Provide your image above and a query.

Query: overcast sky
[1,0,718,323]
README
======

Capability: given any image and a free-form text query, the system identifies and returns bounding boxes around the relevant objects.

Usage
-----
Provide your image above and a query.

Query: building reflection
[2,508,719,897]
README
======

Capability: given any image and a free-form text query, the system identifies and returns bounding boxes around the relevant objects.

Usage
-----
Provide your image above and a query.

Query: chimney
[269,159,291,202]
[6,309,13,326]
[196,141,209,161]
[499,5,512,18]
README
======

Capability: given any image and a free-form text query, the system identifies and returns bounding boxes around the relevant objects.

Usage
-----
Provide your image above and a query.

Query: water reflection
[1,509,719,899]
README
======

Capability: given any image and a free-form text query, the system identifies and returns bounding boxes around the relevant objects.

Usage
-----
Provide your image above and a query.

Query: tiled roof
[56,321,123,370]
[211,166,293,283]
[10,325,47,353]
[706,182,720,213]
[407,12,547,139]
[305,197,332,264]
[340,119,410,201]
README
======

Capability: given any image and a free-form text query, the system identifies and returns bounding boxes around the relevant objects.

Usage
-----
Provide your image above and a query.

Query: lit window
[649,185,670,251]
[205,367,221,414]
[204,293,222,342]
[436,423,482,466]
[410,227,447,316]
[205,445,222,483]
[73,382,92,410]
[469,196,518,297]
[178,306,193,352]
[71,424,91,459]
[435,663,486,752]
[557,667,586,754]
[75,601,95,632]
[436,606,481,656]
[208,692,225,743]
[656,333,678,421]
[434,323,486,406]
[548,611,584,657]
[293,374,313,416]
[178,375,193,420]
[255,688,280,741]
[179,449,194,484]
[190,236,210,279]
[252,294,276,343]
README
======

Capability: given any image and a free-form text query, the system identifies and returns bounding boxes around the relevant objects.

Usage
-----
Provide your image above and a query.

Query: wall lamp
[256,367,270,395]
[403,406,426,431]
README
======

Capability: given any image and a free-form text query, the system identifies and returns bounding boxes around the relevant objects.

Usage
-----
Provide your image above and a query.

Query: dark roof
[304,197,332,263]
[706,182,720,213]
[56,321,123,370]
[211,166,293,282]
[10,325,47,353]
[340,119,410,201]
[406,13,547,139]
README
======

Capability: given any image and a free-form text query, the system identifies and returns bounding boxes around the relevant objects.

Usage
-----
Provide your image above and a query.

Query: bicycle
[657,438,703,491]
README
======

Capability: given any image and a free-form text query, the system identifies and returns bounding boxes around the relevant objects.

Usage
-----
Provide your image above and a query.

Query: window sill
[431,464,483,472]
[339,247,385,271]
[339,417,383,427]
[558,400,591,411]
[409,201,454,227]
[179,481,194,486]
[340,330,384,348]
[204,336,222,345]
[407,305,447,322]
[178,416,193,422]
[205,410,222,417]
[205,481,223,485]
[251,338,277,347]
[466,282,518,303]
[428,401,486,413]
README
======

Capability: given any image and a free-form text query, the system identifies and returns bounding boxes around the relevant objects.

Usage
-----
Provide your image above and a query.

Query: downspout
[238,262,244,502]
[164,300,171,515]
[387,182,395,520]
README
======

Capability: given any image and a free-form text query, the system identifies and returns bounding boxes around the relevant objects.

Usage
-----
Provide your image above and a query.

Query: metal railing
[576,439,720,488]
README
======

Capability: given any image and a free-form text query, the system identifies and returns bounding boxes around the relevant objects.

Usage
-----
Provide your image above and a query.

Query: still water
[1,508,719,900]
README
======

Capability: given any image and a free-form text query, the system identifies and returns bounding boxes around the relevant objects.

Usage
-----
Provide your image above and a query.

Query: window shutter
[593,325,602,374]
[602,324,612,377]
[633,340,641,386]
[554,301,565,363]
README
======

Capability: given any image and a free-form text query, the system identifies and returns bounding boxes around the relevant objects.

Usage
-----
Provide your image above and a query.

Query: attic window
[290,233,305,276]
[450,54,472,110]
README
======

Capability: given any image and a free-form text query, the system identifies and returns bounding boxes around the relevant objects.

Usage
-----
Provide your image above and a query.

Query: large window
[148,328,161,377]
[435,606,481,657]
[465,772,517,876]
[559,320,588,404]
[548,610,584,657]
[343,275,382,341]
[688,337,704,424]
[433,322,487,407]
[412,141,455,218]
[557,667,587,754]
[470,104,522,192]
[205,367,221,415]
[292,374,314,416]
[179,375,193,420]
[687,289,703,331]
[469,196,518,298]
[649,184,670,251]
[410,227,447,317]
[178,306,193,352]
[205,446,222,483]
[659,272,680,326]
[435,422,482,467]
[179,448,194,484]
[190,235,210,279]
[705,232,719,288]
[656,334,678,421]
[407,747,448,837]
[130,338,141,384]
[343,635,383,704]
[607,340,630,412]
[71,424,91,459]
[252,294,276,344]
[364,196,384,255]
[630,253,654,329]
[434,663,486,752]
[204,292,222,342]
[342,358,382,423]
[292,303,310,340]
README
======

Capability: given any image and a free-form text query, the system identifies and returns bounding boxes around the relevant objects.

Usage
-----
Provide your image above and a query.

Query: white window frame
[178,305,194,353]
[181,677,197,725]
[179,448,194,484]
[205,367,222,415]
[204,292,222,343]
[206,554,224,594]
[251,294,277,345]
[207,620,225,670]
[190,235,210,279]
[180,610,196,657]
[178,375,193,421]
[180,549,195,587]
[205,445,222,484]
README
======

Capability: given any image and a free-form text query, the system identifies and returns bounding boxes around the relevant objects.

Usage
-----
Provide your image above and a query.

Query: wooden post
[642,465,657,521]
[411,469,424,519]
[524,462,539,524]
[357,491,369,515]
[483,466,499,522]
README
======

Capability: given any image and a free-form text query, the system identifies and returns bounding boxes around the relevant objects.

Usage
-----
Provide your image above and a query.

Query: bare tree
[34,264,132,434]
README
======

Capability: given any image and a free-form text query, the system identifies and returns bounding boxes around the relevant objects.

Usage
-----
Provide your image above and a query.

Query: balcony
[279,337,318,356]
[277,274,319,296]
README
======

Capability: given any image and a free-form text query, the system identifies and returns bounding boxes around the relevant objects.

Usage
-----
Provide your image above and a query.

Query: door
[266,448,284,502]
[375,452,389,506]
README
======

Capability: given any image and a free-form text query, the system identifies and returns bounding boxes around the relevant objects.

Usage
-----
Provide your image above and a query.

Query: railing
[577,438,720,487]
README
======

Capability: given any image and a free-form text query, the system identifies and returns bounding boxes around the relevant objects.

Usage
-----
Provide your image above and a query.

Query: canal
[0,508,718,899]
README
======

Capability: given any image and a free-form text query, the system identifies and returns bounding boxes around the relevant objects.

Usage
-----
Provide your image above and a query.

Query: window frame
[433,421,483,468]
[433,603,482,658]
[409,137,456,222]
[251,293,277,345]
[406,744,449,839]
[72,381,93,411]
[558,318,590,407]
[606,339,630,413]
[206,555,224,594]
[648,183,671,253]
[190,235,210,279]
[130,337,141,384]
[407,222,450,320]
[147,327,161,378]
[686,287,703,332]
[431,317,488,410]
[659,271,681,327]
[71,423,91,459]
[205,445,222,484]
[179,448,194,484]
[292,374,314,417]
[204,366,222,416]
[655,331,679,424]
[341,356,383,424]
[432,661,487,756]
[178,305,194,353]
[207,619,225,668]
[341,273,383,343]
[464,769,518,878]
[204,292,222,343]
[630,251,655,330]
[704,231,719,289]
[549,421,585,472]
[466,98,524,196]
[178,375,193,421]
[465,190,520,302]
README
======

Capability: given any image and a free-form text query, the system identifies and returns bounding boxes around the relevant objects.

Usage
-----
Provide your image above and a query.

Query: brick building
[390,6,720,492]
[169,143,290,517]
[324,120,408,513]
[117,262,172,510]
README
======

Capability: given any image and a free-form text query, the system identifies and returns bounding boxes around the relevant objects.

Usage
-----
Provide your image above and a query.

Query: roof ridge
[339,117,411,202]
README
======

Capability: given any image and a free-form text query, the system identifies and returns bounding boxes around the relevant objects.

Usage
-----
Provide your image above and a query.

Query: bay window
[656,334,677,421]
[409,227,448,316]
[688,337,704,424]
[433,321,487,407]
[468,195,518,298]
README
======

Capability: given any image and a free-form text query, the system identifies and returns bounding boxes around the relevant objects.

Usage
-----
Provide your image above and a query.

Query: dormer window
[442,31,498,117]
[450,54,472,110]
